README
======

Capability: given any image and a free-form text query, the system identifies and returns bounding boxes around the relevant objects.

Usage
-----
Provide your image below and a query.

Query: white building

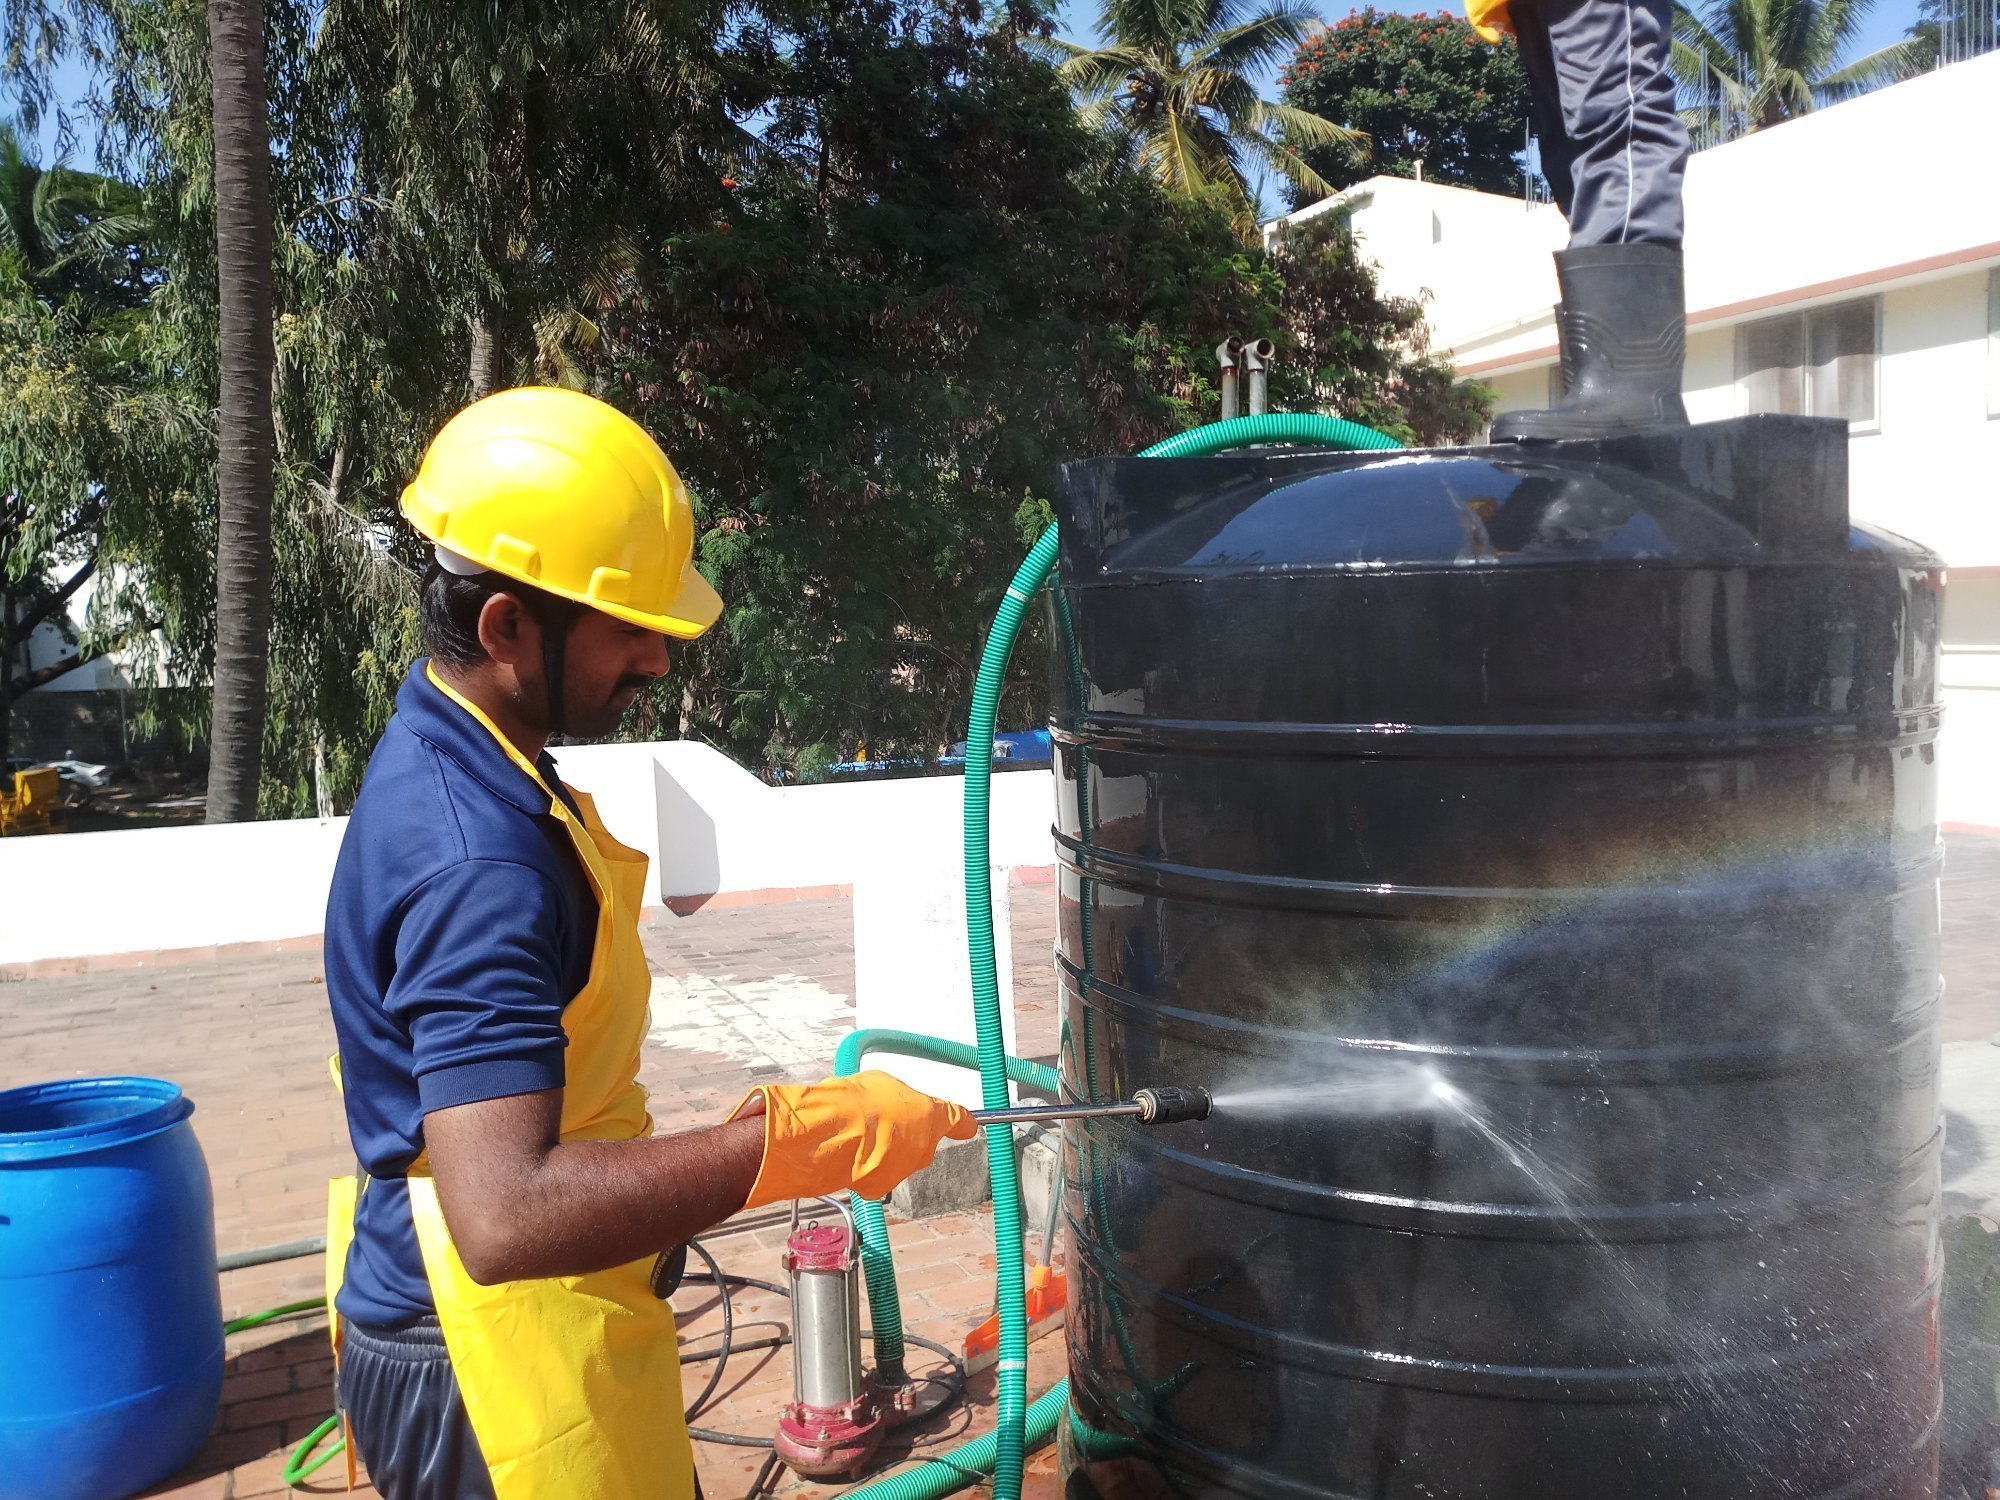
[6,608,132,694]
[1271,50,2000,825]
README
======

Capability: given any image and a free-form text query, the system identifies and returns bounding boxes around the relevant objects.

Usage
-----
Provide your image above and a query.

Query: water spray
[970,1085,1213,1128]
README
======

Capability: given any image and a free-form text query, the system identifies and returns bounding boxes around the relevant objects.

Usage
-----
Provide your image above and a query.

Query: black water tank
[1051,416,1943,1500]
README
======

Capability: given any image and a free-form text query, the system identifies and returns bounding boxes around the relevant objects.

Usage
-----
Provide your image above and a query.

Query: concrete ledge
[0,886,866,981]
[892,1134,991,1218]
[0,739,1058,967]
[889,1122,1067,1224]
[662,884,852,916]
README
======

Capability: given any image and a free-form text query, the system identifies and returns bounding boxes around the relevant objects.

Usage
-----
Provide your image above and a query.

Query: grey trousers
[1513,0,1692,247]
[338,1318,496,1500]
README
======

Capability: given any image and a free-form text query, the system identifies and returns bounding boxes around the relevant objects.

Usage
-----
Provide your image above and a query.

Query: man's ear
[476,592,539,668]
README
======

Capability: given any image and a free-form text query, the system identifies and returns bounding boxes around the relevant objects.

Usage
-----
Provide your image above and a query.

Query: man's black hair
[418,560,586,733]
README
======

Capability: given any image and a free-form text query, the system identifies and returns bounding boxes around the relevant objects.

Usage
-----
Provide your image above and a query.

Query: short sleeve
[387,859,571,1114]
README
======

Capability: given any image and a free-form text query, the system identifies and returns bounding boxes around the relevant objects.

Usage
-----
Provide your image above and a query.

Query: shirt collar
[394,660,563,819]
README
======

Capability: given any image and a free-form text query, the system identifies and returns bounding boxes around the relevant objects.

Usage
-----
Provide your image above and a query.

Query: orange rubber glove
[728,1071,977,1211]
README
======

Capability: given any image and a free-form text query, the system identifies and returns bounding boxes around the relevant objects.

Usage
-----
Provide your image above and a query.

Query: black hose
[744,1452,785,1499]
[682,1241,735,1423]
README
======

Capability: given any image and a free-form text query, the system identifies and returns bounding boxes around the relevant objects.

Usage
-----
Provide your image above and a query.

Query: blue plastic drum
[0,1078,223,1500]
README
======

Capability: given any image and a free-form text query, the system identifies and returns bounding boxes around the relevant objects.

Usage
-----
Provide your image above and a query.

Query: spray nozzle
[1134,1085,1213,1125]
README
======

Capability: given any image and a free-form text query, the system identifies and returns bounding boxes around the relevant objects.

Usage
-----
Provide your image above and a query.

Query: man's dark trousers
[1512,0,1692,247]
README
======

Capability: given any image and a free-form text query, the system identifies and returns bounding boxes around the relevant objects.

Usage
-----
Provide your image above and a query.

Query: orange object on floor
[962,1263,1068,1374]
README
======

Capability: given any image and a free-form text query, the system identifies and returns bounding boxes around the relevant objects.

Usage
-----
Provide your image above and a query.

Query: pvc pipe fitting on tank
[1215,338,1244,421]
[1242,337,1275,416]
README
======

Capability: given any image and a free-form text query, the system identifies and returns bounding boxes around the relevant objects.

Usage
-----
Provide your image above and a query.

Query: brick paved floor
[0,886,1064,1500]
[5,838,1996,1499]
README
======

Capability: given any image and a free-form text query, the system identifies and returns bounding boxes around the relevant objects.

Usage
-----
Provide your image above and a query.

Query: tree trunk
[204,0,278,823]
[313,734,334,819]
[468,305,503,399]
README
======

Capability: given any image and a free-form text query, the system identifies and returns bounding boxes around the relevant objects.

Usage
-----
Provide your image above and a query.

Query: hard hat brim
[641,564,725,642]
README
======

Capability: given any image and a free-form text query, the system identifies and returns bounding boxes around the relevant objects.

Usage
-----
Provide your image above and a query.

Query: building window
[1736,297,1879,429]
[1988,267,1999,419]
[1546,364,1564,407]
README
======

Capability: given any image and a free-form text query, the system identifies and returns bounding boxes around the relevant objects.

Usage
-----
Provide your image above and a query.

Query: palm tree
[1905,0,2000,69]
[1039,0,1364,230]
[204,0,278,822]
[0,124,150,305]
[1672,0,1932,136]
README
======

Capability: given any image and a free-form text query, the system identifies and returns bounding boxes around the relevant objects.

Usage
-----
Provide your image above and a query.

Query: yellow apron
[328,666,693,1500]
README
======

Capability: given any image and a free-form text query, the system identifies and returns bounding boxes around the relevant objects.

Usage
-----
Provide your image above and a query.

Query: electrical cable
[748,1456,784,1500]
[235,1239,973,1487]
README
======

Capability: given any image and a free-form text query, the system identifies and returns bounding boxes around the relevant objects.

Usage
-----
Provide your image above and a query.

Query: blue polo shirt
[325,662,597,1328]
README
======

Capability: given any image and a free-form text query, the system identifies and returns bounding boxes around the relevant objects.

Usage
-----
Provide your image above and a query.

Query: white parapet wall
[0,741,1059,967]
[0,815,353,965]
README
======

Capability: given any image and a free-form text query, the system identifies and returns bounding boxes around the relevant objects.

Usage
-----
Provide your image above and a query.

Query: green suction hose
[963,525,1062,1500]
[1136,411,1403,459]
[842,1385,1072,1500]
[839,413,1404,1500]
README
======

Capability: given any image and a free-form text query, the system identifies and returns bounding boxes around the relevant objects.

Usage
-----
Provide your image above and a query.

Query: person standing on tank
[1466,0,1693,440]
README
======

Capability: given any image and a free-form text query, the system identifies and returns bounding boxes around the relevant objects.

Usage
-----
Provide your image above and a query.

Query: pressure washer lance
[969,1084,1212,1128]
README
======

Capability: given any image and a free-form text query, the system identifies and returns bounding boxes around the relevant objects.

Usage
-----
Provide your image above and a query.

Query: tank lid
[1057,416,1927,580]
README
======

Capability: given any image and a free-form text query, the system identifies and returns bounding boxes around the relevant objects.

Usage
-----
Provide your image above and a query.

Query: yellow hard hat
[400,387,723,641]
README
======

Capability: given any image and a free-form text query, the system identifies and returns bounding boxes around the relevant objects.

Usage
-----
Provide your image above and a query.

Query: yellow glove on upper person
[729,1070,978,1211]
[1464,0,1511,43]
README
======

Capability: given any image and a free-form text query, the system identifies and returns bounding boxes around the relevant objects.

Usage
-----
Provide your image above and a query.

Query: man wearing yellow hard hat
[321,387,975,1499]
[1466,0,1692,441]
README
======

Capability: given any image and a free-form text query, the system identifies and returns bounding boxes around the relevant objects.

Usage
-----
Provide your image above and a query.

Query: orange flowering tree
[1277,6,1528,204]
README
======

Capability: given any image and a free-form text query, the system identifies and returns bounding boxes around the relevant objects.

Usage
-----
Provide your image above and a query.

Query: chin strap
[531,595,582,741]
[442,548,580,739]
[540,612,572,744]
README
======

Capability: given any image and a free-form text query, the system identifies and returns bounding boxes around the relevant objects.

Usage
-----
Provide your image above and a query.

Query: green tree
[0,123,196,763]
[1673,0,1931,134]
[603,0,1486,772]
[1277,7,1529,204]
[1267,210,1491,446]
[1038,0,1364,230]
[305,0,749,401]
[4,0,1490,800]
[4,0,749,814]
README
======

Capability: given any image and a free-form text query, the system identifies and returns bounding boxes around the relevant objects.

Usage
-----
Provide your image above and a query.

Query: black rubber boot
[1492,244,1689,442]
